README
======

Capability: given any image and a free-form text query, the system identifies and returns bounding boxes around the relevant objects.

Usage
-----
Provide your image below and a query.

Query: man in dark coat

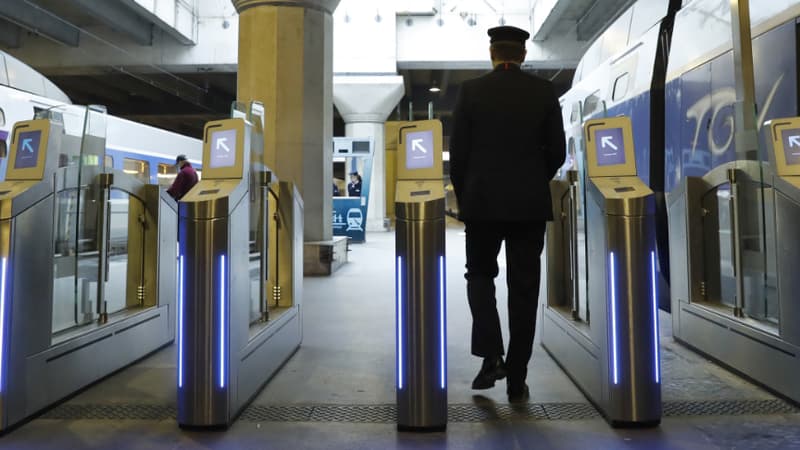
[449,25,566,403]
[167,154,199,200]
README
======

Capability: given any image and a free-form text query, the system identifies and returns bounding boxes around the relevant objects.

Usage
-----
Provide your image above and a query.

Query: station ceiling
[0,0,633,138]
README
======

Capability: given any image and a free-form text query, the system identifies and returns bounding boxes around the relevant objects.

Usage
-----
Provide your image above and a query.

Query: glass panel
[50,105,92,335]
[584,92,601,117]
[74,106,107,328]
[123,158,150,184]
[53,188,81,333]
[104,155,113,169]
[612,73,630,101]
[570,103,580,124]
[700,166,772,328]
[575,133,590,324]
[739,174,767,321]
[713,184,736,309]
[246,102,268,327]
[157,162,177,188]
[764,186,779,325]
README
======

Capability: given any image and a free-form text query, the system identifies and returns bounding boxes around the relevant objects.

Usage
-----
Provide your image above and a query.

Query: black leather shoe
[507,383,530,403]
[471,356,507,390]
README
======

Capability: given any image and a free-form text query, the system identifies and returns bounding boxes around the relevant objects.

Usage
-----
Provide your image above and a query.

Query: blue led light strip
[219,254,226,389]
[609,252,619,385]
[651,251,661,383]
[178,255,184,388]
[439,255,446,390]
[397,256,403,390]
[0,257,7,392]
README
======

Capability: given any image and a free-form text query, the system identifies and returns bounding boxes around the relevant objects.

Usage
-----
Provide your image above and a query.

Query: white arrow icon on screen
[22,139,34,153]
[216,137,230,152]
[601,135,618,151]
[789,136,800,148]
[412,139,427,154]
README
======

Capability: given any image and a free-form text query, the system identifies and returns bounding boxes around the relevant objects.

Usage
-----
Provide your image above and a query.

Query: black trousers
[464,220,546,384]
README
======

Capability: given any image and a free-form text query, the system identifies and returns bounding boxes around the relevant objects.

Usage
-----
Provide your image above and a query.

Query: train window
[584,91,602,116]
[158,163,177,175]
[0,108,5,127]
[123,158,150,184]
[570,103,581,124]
[157,163,177,187]
[104,155,114,169]
[612,73,630,102]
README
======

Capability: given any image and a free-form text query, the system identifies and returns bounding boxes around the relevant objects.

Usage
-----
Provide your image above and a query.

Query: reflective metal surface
[395,194,446,431]
[543,173,661,426]
[0,109,177,431]
[669,156,800,404]
[178,113,303,428]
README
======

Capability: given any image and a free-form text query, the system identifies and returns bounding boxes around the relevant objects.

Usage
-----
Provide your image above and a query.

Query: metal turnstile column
[586,180,661,426]
[178,115,303,429]
[395,197,447,431]
[542,117,661,427]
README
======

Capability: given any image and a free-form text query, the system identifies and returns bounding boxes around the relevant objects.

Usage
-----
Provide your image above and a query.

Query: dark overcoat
[449,64,566,222]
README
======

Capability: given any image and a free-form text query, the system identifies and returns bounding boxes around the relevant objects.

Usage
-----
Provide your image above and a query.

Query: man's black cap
[488,25,530,44]
[176,154,187,164]
[349,171,359,176]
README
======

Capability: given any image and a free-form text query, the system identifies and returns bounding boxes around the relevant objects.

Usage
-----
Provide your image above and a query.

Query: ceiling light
[429,81,440,93]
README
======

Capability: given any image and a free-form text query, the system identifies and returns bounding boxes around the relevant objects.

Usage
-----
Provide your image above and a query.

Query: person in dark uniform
[167,154,199,200]
[449,25,566,403]
[347,171,362,197]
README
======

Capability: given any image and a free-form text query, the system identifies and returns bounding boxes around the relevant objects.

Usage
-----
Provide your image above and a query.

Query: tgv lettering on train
[685,76,783,156]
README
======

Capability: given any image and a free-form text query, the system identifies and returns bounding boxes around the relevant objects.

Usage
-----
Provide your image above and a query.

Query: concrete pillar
[333,75,404,231]
[232,0,340,242]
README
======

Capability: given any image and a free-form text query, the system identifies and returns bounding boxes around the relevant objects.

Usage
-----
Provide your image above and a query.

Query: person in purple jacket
[167,154,198,200]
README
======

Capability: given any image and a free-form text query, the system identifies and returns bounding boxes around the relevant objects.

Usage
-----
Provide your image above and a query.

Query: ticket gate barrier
[394,120,447,432]
[668,117,800,404]
[542,117,661,426]
[177,109,303,428]
[0,106,177,431]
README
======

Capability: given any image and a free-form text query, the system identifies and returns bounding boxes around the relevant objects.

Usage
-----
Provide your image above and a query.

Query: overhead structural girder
[0,19,21,48]
[0,1,80,47]
[576,0,635,41]
[66,0,154,46]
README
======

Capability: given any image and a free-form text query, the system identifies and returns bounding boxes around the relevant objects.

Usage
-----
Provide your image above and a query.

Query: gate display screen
[405,130,434,170]
[594,127,626,166]
[781,129,800,166]
[209,129,237,169]
[14,130,41,169]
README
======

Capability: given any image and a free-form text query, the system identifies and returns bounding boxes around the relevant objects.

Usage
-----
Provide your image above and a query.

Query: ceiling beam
[66,0,153,46]
[576,0,634,41]
[0,19,21,48]
[532,0,572,41]
[0,1,80,47]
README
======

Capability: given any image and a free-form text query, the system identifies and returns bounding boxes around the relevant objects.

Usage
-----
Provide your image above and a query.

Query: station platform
[4,220,800,449]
